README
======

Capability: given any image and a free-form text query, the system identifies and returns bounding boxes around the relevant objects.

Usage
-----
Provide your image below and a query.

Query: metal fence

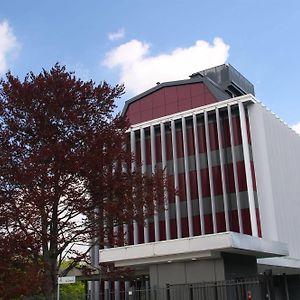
[24,276,276,300]
[97,278,264,300]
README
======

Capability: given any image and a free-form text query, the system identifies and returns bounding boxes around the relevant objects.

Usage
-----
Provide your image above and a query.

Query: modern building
[94,64,300,299]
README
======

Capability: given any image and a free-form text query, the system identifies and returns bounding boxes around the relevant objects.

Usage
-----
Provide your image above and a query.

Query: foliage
[60,281,85,300]
[0,234,42,299]
[0,64,165,299]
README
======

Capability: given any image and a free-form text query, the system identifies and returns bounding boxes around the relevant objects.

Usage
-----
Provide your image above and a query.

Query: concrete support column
[130,130,139,244]
[171,119,182,238]
[192,113,205,235]
[238,101,258,237]
[150,125,160,241]
[140,127,149,243]
[160,122,171,240]
[228,104,243,233]
[204,110,217,233]
[181,116,193,237]
[216,107,230,231]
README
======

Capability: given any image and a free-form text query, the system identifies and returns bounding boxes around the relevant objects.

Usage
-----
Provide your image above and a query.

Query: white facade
[249,102,300,262]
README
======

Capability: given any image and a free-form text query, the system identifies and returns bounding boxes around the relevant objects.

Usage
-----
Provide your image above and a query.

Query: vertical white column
[130,130,139,244]
[90,207,100,300]
[193,114,205,235]
[216,108,230,232]
[104,281,109,300]
[140,128,149,243]
[160,122,171,240]
[204,110,217,233]
[114,281,120,300]
[121,154,130,244]
[238,101,258,237]
[171,119,182,238]
[228,105,243,233]
[113,226,120,300]
[125,281,130,299]
[150,125,160,241]
[181,116,194,237]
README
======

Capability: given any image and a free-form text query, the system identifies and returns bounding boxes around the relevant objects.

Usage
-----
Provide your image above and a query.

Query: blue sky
[1,0,300,132]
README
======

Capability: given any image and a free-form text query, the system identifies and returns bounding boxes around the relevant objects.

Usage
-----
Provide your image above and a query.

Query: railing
[97,278,264,300]
[24,276,277,300]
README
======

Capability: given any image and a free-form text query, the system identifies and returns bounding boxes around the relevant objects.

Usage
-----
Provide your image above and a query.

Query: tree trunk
[43,256,58,300]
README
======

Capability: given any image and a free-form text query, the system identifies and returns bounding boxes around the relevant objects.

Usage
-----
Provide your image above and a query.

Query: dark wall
[223,253,258,280]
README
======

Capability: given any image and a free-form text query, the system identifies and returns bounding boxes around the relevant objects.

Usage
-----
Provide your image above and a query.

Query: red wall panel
[125,83,218,125]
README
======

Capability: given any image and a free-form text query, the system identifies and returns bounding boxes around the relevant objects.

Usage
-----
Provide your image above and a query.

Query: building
[95,64,300,299]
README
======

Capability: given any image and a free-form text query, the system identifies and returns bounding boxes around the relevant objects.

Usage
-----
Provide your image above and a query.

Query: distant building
[95,64,300,299]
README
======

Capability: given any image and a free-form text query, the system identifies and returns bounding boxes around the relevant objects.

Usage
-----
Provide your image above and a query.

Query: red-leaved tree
[0,64,165,299]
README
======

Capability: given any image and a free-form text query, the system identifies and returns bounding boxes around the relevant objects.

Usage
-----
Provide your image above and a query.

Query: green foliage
[59,281,85,300]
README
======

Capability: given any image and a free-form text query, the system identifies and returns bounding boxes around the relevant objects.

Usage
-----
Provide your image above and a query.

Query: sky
[0,0,300,133]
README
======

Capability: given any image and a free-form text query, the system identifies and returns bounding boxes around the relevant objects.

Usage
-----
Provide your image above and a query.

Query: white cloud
[108,28,125,41]
[103,37,230,95]
[0,20,18,74]
[292,122,300,135]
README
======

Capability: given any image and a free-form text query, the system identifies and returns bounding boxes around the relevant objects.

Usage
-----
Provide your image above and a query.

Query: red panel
[225,163,235,193]
[192,215,201,236]
[128,223,134,245]
[241,208,252,235]
[251,161,257,191]
[197,123,207,153]
[237,161,247,191]
[177,85,191,101]
[128,100,140,113]
[139,94,153,111]
[191,95,203,109]
[148,222,155,242]
[138,223,144,244]
[135,140,141,164]
[187,126,195,155]
[216,212,226,232]
[167,175,179,203]
[222,118,231,148]
[164,86,178,104]
[224,161,248,193]
[141,109,152,121]
[125,83,218,125]
[201,168,210,198]
[191,83,205,97]
[181,217,189,238]
[178,173,186,201]
[246,116,252,145]
[256,208,262,237]
[170,218,177,239]
[178,98,192,111]
[189,170,198,199]
[126,111,141,124]
[229,210,240,233]
[209,121,219,151]
[176,129,184,158]
[152,106,166,119]
[155,134,162,163]
[165,131,173,161]
[145,137,151,165]
[165,102,179,115]
[204,85,218,104]
[204,214,213,234]
[212,166,223,196]
[152,89,165,108]
[159,220,166,241]
[232,115,243,145]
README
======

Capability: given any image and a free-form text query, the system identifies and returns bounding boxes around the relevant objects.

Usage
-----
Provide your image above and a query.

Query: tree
[0,64,164,299]
[0,233,42,299]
